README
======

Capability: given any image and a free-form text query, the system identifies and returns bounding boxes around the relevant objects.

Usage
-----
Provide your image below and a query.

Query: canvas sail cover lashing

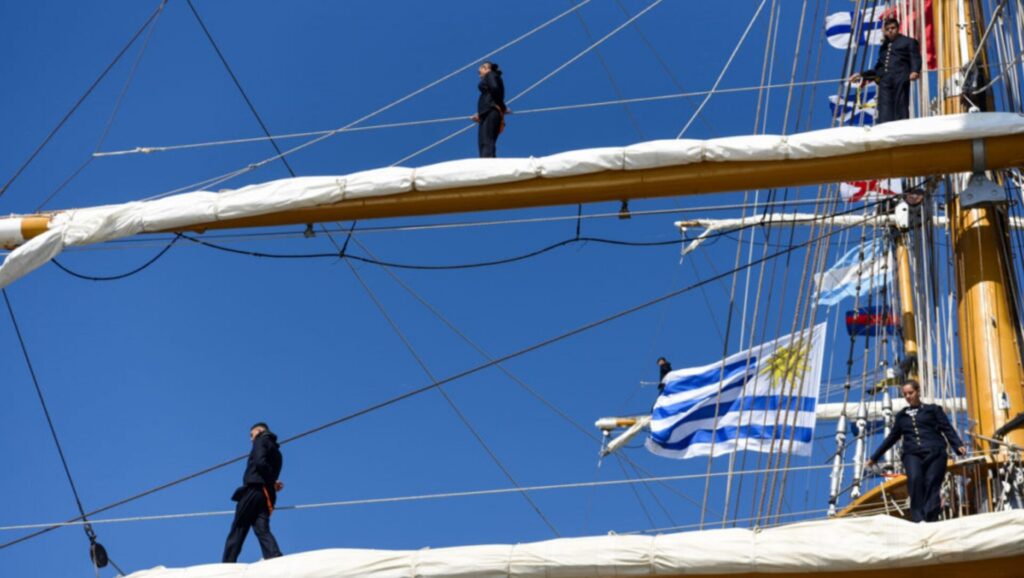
[2,113,1024,289]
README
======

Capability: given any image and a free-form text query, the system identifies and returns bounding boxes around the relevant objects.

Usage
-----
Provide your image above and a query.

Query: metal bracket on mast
[960,139,1007,207]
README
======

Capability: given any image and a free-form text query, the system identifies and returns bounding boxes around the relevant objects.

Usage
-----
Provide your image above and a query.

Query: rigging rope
[700,0,778,528]
[135,0,598,203]
[613,0,717,135]
[92,78,845,158]
[35,0,167,213]
[343,256,562,536]
[0,215,868,551]
[185,0,297,179]
[390,0,667,167]
[611,454,659,528]
[21,197,849,257]
[0,0,169,202]
[0,462,847,532]
[676,0,769,138]
[51,235,181,281]
[350,234,713,518]
[168,204,874,272]
[3,289,120,574]
[571,2,645,138]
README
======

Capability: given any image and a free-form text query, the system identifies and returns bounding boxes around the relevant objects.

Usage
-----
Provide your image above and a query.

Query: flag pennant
[815,238,893,306]
[825,4,888,49]
[828,84,877,126]
[839,177,903,202]
[845,306,899,336]
[648,323,827,460]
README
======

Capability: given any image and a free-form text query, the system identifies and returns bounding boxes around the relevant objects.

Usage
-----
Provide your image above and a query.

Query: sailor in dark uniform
[850,18,922,123]
[471,61,508,158]
[223,422,285,562]
[866,380,967,522]
[656,357,673,392]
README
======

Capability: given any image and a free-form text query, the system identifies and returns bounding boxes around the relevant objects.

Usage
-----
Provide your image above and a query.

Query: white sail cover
[125,510,1024,577]
[2,112,1024,288]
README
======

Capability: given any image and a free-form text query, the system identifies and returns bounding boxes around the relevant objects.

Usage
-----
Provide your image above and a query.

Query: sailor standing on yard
[656,357,672,393]
[866,380,967,522]
[849,18,921,123]
[471,61,508,158]
[222,422,285,563]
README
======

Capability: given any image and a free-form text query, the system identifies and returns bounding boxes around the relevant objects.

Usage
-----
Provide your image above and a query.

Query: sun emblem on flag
[759,340,811,390]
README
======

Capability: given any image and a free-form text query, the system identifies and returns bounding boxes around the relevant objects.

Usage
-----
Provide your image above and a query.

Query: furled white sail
[124,509,1024,577]
[2,112,1023,289]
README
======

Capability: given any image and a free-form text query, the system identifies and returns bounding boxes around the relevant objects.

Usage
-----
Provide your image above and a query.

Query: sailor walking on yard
[866,380,966,522]
[223,422,285,563]
[849,18,921,123]
[472,61,508,158]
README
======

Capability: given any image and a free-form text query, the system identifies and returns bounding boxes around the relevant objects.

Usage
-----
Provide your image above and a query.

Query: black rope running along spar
[175,201,876,271]
[0,0,169,201]
[2,290,122,574]
[0,213,871,551]
[183,233,687,268]
[51,234,181,282]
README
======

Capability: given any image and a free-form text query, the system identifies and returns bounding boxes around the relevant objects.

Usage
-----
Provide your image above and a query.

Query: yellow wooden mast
[941,0,1024,451]
[894,238,918,361]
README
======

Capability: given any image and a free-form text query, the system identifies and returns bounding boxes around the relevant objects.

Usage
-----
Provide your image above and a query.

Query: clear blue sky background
[1,1,880,576]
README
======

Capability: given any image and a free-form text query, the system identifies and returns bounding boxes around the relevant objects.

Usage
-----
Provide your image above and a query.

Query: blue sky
[0,1,893,575]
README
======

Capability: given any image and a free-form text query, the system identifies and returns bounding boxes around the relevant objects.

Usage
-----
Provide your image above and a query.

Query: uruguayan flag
[815,238,893,306]
[648,323,826,459]
[828,84,877,126]
[825,5,887,49]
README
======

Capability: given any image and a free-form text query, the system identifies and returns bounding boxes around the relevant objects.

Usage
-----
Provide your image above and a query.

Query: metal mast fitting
[960,138,1007,207]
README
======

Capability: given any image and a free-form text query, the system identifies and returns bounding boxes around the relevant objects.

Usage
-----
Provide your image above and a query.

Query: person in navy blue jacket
[472,61,508,158]
[867,380,967,522]
[850,18,922,123]
[223,423,285,562]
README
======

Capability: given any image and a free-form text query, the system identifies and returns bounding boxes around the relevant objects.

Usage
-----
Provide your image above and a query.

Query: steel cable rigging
[1,215,870,551]
[3,290,125,575]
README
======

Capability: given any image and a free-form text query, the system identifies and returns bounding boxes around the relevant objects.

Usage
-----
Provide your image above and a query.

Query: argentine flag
[647,323,826,459]
[815,239,893,306]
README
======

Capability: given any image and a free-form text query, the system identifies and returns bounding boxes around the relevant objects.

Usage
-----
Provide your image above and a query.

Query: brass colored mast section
[894,239,918,360]
[942,0,1024,449]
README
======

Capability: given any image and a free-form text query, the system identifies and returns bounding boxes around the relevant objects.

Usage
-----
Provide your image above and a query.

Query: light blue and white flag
[647,323,827,459]
[814,238,893,306]
[828,84,877,126]
[825,5,888,49]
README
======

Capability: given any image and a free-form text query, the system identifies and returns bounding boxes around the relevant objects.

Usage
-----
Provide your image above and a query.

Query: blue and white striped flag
[828,84,877,126]
[647,323,826,459]
[825,5,888,49]
[814,239,893,306]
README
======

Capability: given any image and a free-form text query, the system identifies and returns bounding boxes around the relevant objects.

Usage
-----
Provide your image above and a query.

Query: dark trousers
[876,74,911,124]
[902,447,948,522]
[478,110,501,158]
[222,486,282,563]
